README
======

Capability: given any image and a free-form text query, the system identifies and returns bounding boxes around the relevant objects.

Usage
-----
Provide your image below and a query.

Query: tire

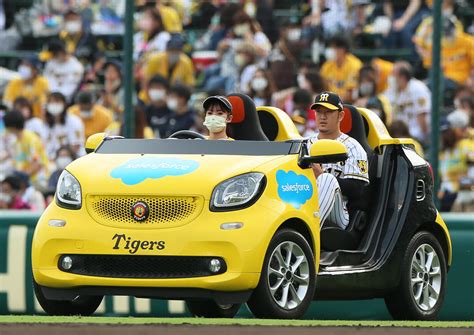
[185,300,241,318]
[33,279,103,316]
[385,231,447,320]
[247,229,316,319]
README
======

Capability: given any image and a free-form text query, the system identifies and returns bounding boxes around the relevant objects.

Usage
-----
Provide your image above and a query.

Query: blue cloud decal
[276,170,313,209]
[110,157,199,185]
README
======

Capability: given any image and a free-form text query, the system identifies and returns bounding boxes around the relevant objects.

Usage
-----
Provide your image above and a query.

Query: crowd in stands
[0,0,473,212]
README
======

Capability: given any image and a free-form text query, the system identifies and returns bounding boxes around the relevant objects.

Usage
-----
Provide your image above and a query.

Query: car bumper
[32,200,291,294]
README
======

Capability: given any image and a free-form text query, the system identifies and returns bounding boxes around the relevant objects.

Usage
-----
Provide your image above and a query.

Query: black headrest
[227,93,269,141]
[340,104,371,154]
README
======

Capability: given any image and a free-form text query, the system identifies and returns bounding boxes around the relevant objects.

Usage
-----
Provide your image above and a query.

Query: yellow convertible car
[32,94,451,320]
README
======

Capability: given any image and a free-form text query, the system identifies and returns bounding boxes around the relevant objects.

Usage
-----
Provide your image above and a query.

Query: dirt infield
[1,324,473,335]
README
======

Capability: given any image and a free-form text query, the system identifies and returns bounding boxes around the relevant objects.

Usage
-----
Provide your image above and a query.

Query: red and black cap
[202,95,233,114]
[310,91,344,111]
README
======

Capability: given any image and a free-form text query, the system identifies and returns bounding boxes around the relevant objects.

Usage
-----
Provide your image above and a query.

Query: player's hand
[311,163,323,178]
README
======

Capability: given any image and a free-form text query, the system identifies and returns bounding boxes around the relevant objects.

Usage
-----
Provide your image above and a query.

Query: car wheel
[33,279,103,316]
[385,231,447,320]
[247,229,316,319]
[186,300,241,318]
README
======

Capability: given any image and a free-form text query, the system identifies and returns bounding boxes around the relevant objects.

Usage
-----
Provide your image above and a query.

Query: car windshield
[96,139,300,156]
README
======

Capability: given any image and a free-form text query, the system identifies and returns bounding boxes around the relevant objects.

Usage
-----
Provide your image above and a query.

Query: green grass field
[0,316,472,328]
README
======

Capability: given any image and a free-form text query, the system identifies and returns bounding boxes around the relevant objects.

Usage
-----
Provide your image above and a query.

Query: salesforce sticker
[110,157,199,185]
[276,170,313,209]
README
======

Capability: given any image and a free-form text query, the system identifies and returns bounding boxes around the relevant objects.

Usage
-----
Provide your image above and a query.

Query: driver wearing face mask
[202,96,233,140]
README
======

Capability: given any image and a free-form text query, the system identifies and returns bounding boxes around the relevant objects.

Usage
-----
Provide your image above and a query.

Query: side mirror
[85,132,106,154]
[299,139,348,168]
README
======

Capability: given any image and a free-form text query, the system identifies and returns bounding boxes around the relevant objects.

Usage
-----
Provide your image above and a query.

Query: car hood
[67,153,285,199]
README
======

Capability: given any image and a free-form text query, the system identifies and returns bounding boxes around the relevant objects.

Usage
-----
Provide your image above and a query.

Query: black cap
[310,91,344,111]
[167,34,185,50]
[202,95,232,114]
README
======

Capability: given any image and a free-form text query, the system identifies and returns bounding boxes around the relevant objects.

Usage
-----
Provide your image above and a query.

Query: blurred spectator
[439,112,472,211]
[303,0,350,38]
[144,34,195,87]
[186,0,218,29]
[105,106,153,139]
[384,61,431,145]
[371,57,394,94]
[97,60,124,118]
[82,53,107,90]
[454,93,474,128]
[291,88,317,137]
[354,65,392,126]
[320,35,362,103]
[414,14,474,88]
[13,97,47,142]
[1,111,49,189]
[0,175,30,210]
[249,68,276,107]
[231,10,272,58]
[68,91,113,138]
[234,42,260,94]
[161,84,195,138]
[44,92,85,159]
[154,0,183,33]
[141,75,171,138]
[133,6,170,61]
[59,9,99,64]
[388,120,424,157]
[12,170,45,211]
[383,0,430,59]
[3,57,49,118]
[47,145,77,193]
[43,40,84,102]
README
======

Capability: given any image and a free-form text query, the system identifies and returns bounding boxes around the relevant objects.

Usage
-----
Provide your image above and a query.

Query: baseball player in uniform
[310,92,369,229]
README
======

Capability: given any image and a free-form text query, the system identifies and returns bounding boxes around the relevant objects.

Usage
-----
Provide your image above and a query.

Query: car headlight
[56,170,82,209]
[211,173,266,211]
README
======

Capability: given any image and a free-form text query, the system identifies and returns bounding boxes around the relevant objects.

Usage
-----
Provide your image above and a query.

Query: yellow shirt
[321,53,362,98]
[10,130,49,186]
[371,58,393,94]
[159,5,182,33]
[145,52,195,87]
[439,139,474,192]
[68,104,113,138]
[414,17,473,84]
[3,76,49,118]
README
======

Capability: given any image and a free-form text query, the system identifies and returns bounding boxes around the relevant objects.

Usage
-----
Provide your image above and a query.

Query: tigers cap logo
[131,201,149,222]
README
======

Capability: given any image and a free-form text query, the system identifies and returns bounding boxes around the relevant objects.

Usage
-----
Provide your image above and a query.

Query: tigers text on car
[32,94,452,320]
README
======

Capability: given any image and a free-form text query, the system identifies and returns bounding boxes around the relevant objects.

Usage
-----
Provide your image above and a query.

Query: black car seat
[226,93,269,141]
[320,104,375,251]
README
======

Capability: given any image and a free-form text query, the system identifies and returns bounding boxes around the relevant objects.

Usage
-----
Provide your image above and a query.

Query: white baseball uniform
[311,133,369,229]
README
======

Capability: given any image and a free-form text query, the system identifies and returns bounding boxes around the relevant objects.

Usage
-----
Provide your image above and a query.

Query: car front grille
[87,195,203,228]
[58,254,226,278]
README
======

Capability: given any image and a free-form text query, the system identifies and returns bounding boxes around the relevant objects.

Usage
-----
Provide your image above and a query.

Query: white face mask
[148,89,166,102]
[203,115,227,133]
[359,82,375,97]
[167,98,179,111]
[324,47,337,61]
[235,54,246,67]
[287,28,301,41]
[80,110,92,118]
[387,76,397,90]
[234,24,250,37]
[0,192,12,204]
[47,103,64,116]
[64,20,82,34]
[18,65,32,80]
[56,156,72,170]
[252,77,268,92]
[297,74,309,90]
